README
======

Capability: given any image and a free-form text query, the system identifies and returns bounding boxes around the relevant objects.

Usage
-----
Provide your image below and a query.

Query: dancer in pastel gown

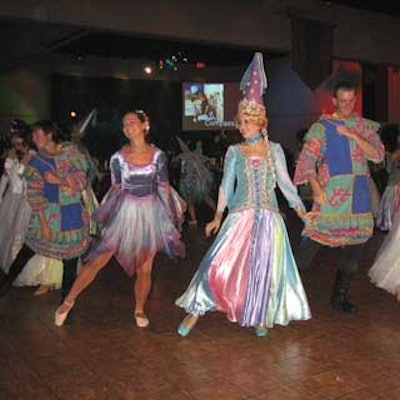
[54,109,186,328]
[175,53,311,337]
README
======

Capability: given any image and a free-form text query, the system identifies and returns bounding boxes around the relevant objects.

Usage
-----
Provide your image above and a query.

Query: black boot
[0,276,14,297]
[0,245,35,297]
[330,269,357,313]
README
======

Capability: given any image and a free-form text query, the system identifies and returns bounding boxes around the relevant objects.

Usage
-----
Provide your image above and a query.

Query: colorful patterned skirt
[176,208,311,328]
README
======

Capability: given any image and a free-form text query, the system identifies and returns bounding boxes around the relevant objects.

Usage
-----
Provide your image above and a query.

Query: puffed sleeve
[155,150,169,185]
[294,122,325,185]
[360,119,384,163]
[23,157,48,211]
[155,150,186,227]
[110,152,122,185]
[63,145,88,195]
[273,143,305,211]
[216,145,237,212]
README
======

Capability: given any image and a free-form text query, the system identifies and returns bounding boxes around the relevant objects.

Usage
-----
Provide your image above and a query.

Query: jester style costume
[86,146,185,277]
[294,114,384,247]
[176,142,311,329]
[23,143,90,259]
[0,142,90,298]
[294,113,384,313]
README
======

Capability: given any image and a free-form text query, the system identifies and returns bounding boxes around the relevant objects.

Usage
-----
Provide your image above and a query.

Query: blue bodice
[220,142,303,213]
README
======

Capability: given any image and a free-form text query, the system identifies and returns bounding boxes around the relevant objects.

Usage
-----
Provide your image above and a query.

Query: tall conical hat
[238,53,268,119]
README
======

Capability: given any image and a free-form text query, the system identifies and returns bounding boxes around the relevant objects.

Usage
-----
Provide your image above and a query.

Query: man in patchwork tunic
[294,81,384,313]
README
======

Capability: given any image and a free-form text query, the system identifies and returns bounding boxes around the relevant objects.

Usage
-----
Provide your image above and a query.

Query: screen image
[182,82,240,131]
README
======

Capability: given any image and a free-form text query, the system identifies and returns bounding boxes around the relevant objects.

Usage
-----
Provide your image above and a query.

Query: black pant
[295,237,365,274]
[1,244,79,299]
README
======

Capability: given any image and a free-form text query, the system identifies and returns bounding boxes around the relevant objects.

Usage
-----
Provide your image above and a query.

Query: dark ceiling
[0,20,283,70]
[56,33,282,67]
[327,0,400,16]
[1,1,399,70]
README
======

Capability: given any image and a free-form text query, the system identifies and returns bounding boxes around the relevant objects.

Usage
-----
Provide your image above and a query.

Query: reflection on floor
[0,213,399,399]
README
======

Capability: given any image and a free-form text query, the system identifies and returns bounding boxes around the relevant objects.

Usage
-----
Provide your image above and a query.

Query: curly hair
[236,100,268,130]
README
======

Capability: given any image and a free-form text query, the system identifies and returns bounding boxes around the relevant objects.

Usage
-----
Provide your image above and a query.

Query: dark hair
[31,120,64,143]
[380,124,400,153]
[123,110,151,140]
[296,127,308,144]
[124,109,150,124]
[333,81,357,97]
[9,119,29,134]
[10,130,32,147]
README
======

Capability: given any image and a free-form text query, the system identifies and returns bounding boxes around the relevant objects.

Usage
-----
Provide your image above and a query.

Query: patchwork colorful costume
[294,114,384,247]
[0,142,90,298]
[23,143,90,259]
[86,147,185,277]
[176,142,311,328]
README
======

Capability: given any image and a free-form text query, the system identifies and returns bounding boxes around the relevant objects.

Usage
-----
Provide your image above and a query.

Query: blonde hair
[236,100,268,130]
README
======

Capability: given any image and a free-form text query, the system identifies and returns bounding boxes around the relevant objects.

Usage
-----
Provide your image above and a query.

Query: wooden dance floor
[1,208,400,399]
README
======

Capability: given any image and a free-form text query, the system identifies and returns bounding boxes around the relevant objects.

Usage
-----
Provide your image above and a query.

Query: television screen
[182,82,240,131]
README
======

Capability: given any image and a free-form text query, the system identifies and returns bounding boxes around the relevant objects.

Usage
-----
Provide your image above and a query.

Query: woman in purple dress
[55,110,185,327]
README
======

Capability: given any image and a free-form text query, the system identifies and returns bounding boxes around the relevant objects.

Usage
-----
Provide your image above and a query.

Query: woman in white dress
[369,210,400,301]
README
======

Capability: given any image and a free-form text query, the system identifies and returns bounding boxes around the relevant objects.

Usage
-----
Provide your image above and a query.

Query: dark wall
[51,74,182,160]
[362,64,388,122]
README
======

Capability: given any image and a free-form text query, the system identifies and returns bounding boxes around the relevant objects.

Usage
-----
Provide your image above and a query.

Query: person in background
[0,120,90,300]
[175,138,216,225]
[0,124,63,295]
[294,81,384,313]
[375,124,400,231]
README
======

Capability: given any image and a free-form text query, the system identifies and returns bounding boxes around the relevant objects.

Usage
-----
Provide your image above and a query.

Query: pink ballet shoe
[54,300,75,327]
[134,312,149,328]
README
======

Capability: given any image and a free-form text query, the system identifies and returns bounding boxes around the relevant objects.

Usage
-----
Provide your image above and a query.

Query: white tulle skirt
[86,185,185,277]
[13,255,63,288]
[0,192,31,273]
[369,211,400,296]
